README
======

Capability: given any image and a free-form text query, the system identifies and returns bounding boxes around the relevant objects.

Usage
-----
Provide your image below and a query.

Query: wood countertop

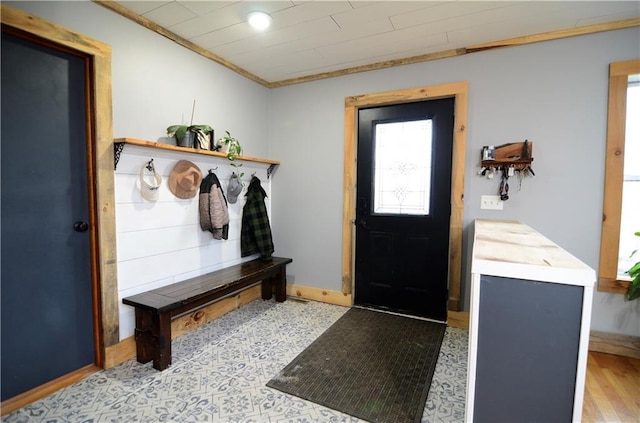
[472,219,595,286]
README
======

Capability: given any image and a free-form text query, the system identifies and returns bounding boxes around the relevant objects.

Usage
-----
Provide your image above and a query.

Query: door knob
[73,221,89,232]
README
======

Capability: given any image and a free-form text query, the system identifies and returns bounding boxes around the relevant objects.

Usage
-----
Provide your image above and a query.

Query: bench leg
[133,308,154,364]
[132,308,172,371]
[153,312,172,371]
[261,265,287,302]
[261,278,273,300]
[274,266,287,302]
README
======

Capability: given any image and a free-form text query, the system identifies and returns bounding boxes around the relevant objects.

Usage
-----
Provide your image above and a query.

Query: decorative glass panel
[373,119,432,215]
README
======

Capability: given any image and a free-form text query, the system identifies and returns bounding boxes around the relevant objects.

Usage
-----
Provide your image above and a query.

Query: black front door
[1,30,95,400]
[354,98,455,321]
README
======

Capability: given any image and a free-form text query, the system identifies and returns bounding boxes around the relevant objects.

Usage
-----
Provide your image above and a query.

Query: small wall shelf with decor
[478,140,535,201]
[114,138,280,176]
[479,140,534,172]
[480,140,533,169]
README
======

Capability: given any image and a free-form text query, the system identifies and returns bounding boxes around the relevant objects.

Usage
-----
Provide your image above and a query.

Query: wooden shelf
[114,138,280,166]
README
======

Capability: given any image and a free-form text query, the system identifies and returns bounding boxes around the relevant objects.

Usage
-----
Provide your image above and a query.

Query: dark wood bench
[122,256,292,370]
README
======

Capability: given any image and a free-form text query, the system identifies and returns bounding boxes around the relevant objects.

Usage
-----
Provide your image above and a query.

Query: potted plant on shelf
[167,124,213,150]
[166,100,214,149]
[625,231,640,301]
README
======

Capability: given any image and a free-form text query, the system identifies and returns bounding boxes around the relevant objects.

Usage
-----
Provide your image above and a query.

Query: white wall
[7,1,274,340]
[269,28,640,336]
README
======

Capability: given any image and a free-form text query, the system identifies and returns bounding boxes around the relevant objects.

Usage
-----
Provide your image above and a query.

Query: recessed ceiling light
[248,11,272,30]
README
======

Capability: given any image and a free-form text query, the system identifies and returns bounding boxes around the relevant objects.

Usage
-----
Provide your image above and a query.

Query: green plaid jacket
[241,177,274,259]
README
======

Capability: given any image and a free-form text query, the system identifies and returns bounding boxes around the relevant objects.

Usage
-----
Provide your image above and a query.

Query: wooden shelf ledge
[481,159,534,167]
[114,137,280,167]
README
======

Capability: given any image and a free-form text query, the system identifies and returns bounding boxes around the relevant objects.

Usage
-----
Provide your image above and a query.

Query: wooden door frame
[1,5,118,363]
[342,82,468,311]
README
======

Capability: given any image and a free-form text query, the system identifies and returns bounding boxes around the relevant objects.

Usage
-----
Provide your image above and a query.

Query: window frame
[598,59,640,294]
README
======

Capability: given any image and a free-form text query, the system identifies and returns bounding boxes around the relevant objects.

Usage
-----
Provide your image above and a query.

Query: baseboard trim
[285,285,474,324]
[0,364,99,416]
[589,330,640,359]
[447,310,470,330]
[286,284,352,306]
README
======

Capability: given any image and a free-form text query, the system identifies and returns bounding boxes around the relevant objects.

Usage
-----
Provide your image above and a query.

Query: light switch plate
[481,195,504,210]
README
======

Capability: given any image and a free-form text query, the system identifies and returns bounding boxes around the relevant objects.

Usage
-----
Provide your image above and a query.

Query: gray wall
[8,1,271,155]
[8,1,639,336]
[269,28,640,336]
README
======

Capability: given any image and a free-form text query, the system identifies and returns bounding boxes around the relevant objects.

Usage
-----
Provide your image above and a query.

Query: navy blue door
[1,30,95,400]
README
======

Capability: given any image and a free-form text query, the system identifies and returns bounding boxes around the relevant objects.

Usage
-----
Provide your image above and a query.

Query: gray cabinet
[466,219,595,423]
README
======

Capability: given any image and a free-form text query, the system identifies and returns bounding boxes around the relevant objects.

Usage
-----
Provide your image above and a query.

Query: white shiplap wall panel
[115,201,200,232]
[117,219,244,262]
[117,249,202,293]
[116,239,244,292]
[119,309,135,341]
[115,144,273,340]
[117,275,174,338]
[118,224,205,261]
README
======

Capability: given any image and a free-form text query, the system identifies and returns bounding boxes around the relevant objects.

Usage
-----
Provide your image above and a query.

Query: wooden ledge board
[115,138,280,166]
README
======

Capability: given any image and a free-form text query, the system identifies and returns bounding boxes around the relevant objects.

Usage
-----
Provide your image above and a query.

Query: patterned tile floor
[3,299,468,423]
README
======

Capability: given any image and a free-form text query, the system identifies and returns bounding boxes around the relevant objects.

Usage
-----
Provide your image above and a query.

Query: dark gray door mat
[267,307,446,423]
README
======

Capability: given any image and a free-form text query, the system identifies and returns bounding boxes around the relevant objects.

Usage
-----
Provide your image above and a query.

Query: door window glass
[373,119,432,215]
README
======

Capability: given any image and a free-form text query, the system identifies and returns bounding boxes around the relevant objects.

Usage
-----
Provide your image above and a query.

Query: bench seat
[122,256,292,370]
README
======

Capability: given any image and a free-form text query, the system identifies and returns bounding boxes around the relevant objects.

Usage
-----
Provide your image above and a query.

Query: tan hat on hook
[169,160,202,199]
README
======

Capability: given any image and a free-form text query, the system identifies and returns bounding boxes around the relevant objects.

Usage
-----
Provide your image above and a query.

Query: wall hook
[145,158,155,172]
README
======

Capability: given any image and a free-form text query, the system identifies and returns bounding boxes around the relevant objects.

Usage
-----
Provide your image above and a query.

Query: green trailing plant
[230,162,244,179]
[217,130,243,160]
[215,131,244,179]
[625,231,640,301]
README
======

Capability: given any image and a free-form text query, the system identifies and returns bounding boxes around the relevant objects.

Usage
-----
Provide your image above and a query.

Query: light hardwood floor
[582,351,640,422]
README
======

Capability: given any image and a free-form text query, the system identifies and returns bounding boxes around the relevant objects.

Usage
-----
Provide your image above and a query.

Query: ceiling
[112,1,640,85]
